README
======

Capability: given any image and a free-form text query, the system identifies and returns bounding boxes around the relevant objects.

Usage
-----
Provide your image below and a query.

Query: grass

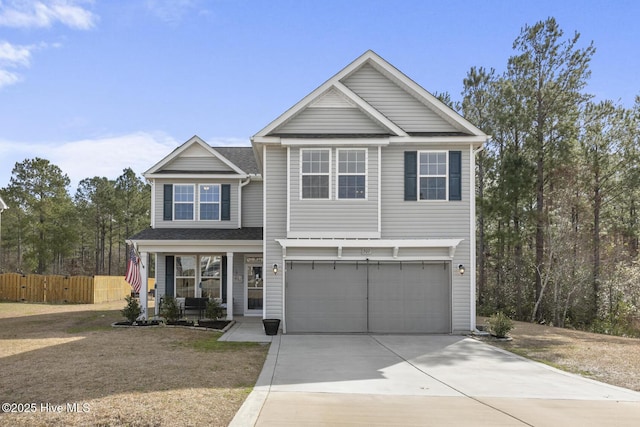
[0,300,269,427]
[187,334,265,352]
[480,317,640,391]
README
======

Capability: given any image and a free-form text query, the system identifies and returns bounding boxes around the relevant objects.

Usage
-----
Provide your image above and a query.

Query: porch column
[226,252,234,320]
[154,253,160,317]
[139,252,148,320]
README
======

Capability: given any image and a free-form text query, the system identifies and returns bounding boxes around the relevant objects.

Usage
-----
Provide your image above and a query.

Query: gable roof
[253,50,488,140]
[144,136,258,178]
[215,147,259,175]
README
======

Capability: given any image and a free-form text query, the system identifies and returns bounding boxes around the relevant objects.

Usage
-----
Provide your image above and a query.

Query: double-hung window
[174,184,195,220]
[175,255,196,298]
[301,149,330,199]
[419,151,447,200]
[337,149,366,199]
[199,184,220,220]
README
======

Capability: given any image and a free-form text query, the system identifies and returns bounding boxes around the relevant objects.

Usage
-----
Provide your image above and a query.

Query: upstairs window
[301,149,330,199]
[199,184,220,220]
[419,152,447,200]
[337,149,366,199]
[174,184,195,220]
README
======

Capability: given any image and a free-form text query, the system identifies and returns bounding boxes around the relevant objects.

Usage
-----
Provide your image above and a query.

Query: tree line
[455,18,640,334]
[0,159,150,276]
[1,17,639,335]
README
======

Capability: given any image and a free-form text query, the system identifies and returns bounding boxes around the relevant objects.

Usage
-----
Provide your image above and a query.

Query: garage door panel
[369,263,450,333]
[286,263,367,333]
[286,261,450,334]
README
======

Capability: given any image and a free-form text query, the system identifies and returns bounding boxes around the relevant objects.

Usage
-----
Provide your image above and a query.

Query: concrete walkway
[226,322,640,426]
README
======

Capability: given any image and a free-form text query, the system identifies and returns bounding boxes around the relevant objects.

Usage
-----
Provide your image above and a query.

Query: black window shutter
[449,151,462,201]
[404,151,417,201]
[165,255,175,297]
[221,184,231,221]
[221,256,227,303]
[163,184,173,221]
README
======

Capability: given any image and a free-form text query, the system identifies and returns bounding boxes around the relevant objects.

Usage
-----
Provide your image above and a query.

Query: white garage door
[285,261,451,333]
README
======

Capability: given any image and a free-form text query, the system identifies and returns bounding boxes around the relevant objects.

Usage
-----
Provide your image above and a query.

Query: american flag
[125,245,142,294]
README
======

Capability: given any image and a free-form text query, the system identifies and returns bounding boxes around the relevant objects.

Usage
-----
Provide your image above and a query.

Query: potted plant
[119,295,142,325]
[262,318,281,336]
[486,311,514,339]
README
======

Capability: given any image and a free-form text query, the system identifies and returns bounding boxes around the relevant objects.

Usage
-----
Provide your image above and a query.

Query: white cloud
[0,0,97,29]
[0,1,96,89]
[0,40,59,89]
[0,41,32,67]
[0,40,33,89]
[0,68,21,87]
[145,0,205,24]
[0,133,251,191]
[0,132,180,190]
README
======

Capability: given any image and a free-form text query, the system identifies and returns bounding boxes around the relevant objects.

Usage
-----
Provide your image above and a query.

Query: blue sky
[0,0,638,190]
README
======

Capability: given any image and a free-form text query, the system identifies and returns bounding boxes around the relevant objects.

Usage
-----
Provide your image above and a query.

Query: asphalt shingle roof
[129,227,263,241]
[214,147,260,174]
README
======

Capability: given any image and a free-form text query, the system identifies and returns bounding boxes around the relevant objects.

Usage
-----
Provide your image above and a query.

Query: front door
[245,259,263,315]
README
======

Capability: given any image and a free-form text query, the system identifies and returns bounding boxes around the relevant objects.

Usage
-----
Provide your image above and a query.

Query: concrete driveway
[230,334,640,426]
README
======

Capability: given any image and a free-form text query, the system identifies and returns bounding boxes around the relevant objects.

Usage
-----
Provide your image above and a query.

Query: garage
[285,261,451,333]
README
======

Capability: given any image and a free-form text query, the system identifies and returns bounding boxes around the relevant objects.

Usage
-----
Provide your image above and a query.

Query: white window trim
[300,148,332,200]
[175,255,197,298]
[336,148,368,200]
[418,150,449,201]
[174,255,224,299]
[173,184,195,221]
[198,183,221,221]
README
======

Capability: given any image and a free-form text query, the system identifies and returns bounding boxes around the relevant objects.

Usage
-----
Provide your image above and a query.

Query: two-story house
[129,50,488,334]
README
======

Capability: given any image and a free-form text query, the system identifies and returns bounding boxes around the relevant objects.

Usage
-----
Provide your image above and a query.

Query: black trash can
[262,319,281,336]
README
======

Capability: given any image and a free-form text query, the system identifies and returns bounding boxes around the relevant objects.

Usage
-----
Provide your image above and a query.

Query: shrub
[160,295,181,323]
[486,311,514,338]
[205,298,224,320]
[121,295,142,324]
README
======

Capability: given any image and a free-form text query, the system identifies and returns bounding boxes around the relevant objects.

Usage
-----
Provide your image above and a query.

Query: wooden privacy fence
[0,274,154,304]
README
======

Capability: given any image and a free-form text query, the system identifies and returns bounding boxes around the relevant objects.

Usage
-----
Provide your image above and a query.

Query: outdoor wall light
[458,264,465,275]
[273,263,278,275]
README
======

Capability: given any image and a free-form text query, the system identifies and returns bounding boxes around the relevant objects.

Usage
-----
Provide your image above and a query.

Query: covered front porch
[128,227,263,320]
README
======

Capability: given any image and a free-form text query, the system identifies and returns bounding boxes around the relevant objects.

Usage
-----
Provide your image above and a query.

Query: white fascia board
[281,138,389,147]
[144,173,249,180]
[389,135,488,145]
[276,238,463,249]
[365,57,487,137]
[145,135,207,175]
[253,51,387,138]
[251,136,281,144]
[332,81,408,136]
[133,240,263,254]
[287,231,381,239]
[283,255,453,262]
[145,136,248,176]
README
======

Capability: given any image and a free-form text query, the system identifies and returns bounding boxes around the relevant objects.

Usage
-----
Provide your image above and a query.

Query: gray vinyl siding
[380,144,472,331]
[342,64,459,134]
[156,254,166,297]
[288,147,379,235]
[162,156,235,172]
[241,180,263,227]
[153,178,239,228]
[275,107,387,134]
[264,145,287,320]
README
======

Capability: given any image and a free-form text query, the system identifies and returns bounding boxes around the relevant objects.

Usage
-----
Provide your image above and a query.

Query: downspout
[238,176,252,227]
[471,144,485,333]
